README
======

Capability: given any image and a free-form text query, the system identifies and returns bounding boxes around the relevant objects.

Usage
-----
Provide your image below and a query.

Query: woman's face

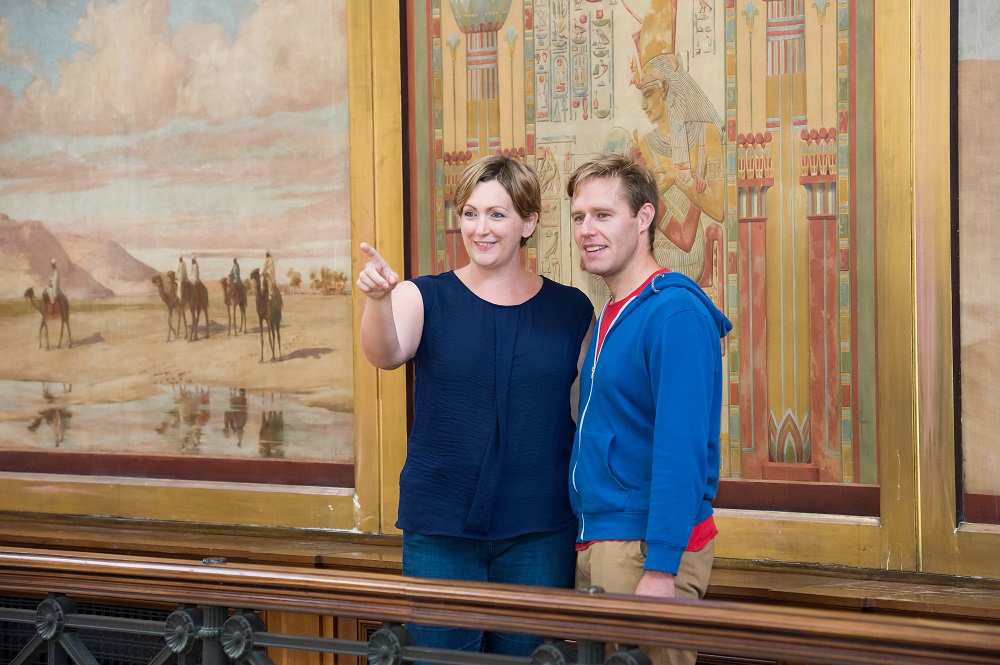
[459,179,537,270]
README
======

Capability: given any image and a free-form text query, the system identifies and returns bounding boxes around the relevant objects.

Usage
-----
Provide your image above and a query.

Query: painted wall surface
[0,0,355,484]
[957,0,1000,520]
[412,0,877,508]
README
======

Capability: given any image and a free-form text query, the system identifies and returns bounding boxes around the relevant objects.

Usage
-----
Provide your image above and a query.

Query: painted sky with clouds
[0,0,350,279]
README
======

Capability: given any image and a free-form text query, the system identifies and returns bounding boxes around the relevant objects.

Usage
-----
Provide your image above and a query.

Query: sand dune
[0,213,155,300]
[56,232,159,297]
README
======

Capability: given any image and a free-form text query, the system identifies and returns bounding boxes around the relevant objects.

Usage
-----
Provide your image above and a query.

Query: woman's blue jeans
[402,525,577,659]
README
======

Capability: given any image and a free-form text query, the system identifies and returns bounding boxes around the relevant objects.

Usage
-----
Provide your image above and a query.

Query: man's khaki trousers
[576,539,715,665]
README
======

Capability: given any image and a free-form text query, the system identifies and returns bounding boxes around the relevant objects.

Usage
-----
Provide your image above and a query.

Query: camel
[220,277,247,335]
[177,384,210,450]
[259,410,285,458]
[152,272,183,341]
[23,287,71,349]
[28,382,72,446]
[180,279,210,341]
[249,267,283,362]
[167,272,194,340]
[28,408,70,446]
[223,388,248,446]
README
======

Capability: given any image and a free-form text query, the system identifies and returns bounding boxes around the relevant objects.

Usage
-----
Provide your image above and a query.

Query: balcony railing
[1,546,998,665]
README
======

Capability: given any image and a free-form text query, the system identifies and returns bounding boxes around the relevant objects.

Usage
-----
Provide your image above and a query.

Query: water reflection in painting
[0,381,351,463]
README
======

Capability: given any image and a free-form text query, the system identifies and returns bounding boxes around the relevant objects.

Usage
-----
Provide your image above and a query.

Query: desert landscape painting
[957,0,1000,523]
[0,0,354,484]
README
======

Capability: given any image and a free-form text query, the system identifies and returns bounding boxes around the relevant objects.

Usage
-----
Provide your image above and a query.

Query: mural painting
[411,0,878,513]
[0,0,354,486]
[957,0,1000,525]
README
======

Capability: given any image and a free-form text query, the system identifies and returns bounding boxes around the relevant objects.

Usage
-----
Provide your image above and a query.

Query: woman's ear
[522,212,539,238]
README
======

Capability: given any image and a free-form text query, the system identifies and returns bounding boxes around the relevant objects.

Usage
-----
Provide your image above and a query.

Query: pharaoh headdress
[634,0,722,167]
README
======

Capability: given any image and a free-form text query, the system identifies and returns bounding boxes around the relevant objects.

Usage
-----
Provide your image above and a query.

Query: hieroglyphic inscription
[535,0,614,124]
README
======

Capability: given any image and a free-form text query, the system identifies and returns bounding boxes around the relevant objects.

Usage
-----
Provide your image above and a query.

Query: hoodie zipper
[571,282,657,541]
[573,349,597,540]
[572,326,600,494]
[571,300,607,541]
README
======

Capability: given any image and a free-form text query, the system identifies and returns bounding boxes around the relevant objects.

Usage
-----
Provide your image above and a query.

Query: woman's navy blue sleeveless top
[396,271,593,540]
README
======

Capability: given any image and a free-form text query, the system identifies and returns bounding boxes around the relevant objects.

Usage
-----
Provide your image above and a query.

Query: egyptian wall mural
[410,0,877,512]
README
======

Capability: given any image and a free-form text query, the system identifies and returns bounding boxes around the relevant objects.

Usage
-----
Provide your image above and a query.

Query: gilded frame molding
[719,0,1000,578]
[916,0,1000,577]
[0,2,405,535]
[715,0,918,570]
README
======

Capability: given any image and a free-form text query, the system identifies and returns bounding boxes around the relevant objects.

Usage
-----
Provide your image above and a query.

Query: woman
[357,155,593,658]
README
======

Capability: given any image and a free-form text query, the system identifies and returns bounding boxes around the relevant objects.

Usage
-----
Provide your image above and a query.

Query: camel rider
[263,251,277,300]
[176,256,189,299]
[230,258,241,290]
[191,257,201,284]
[46,259,61,315]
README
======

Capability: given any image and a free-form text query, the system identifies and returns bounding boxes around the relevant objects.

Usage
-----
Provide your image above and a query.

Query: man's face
[641,82,668,124]
[571,176,651,281]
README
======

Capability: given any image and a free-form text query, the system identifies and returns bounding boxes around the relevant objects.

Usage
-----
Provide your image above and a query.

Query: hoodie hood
[647,271,733,338]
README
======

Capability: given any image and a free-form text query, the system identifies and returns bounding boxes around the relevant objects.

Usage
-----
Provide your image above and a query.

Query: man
[228,257,245,304]
[567,153,731,665]
[190,257,200,284]
[176,256,189,300]
[633,53,725,280]
[262,251,277,300]
[46,259,61,315]
[629,0,725,288]
[229,257,241,288]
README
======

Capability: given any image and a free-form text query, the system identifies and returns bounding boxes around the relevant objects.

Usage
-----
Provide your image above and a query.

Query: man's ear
[636,202,656,234]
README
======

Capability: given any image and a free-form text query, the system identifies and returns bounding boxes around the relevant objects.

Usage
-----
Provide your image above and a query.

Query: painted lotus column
[443,150,473,270]
[451,0,513,157]
[736,132,774,479]
[800,127,841,482]
[762,0,814,477]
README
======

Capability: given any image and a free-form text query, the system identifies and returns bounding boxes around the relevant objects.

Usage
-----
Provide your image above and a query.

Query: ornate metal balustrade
[1,547,999,665]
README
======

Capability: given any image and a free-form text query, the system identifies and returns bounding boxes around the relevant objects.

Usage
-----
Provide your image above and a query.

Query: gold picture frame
[0,1,405,534]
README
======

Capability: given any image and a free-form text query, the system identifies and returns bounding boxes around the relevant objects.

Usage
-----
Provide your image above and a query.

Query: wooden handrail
[0,547,998,664]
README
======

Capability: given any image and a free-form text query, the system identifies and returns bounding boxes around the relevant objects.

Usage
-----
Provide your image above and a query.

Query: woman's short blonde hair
[453,155,541,247]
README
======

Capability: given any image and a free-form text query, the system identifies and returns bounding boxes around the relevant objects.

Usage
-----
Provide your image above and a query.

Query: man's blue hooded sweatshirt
[569,271,733,575]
